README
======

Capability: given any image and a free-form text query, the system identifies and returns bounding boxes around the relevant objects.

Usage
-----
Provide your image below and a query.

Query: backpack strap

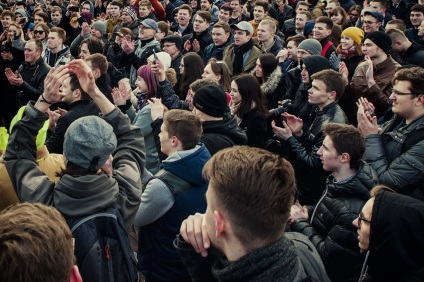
[143,169,193,197]
[401,127,424,154]
[70,211,117,233]
[321,41,333,57]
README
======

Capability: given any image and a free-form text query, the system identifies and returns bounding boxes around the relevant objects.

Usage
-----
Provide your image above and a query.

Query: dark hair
[392,67,424,97]
[287,34,306,46]
[190,78,217,92]
[69,73,90,100]
[316,16,333,30]
[178,4,193,16]
[332,7,350,29]
[311,69,348,100]
[348,5,362,15]
[257,53,278,84]
[80,37,105,55]
[370,0,389,9]
[34,11,49,23]
[220,5,232,13]
[202,146,296,246]
[180,52,204,100]
[1,10,16,20]
[296,1,309,9]
[0,203,74,282]
[85,53,108,75]
[157,21,170,35]
[196,10,212,23]
[233,74,269,118]
[411,4,424,14]
[213,21,231,33]
[254,0,270,12]
[207,58,231,92]
[323,123,365,169]
[329,24,342,46]
[164,109,202,150]
[110,0,123,8]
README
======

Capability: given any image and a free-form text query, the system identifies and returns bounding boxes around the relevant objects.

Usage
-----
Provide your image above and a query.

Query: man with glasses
[290,123,377,282]
[161,34,183,77]
[357,66,424,201]
[353,186,424,281]
[341,31,399,125]
[362,10,383,33]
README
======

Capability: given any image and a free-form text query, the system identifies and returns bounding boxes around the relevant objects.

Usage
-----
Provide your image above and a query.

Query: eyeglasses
[363,20,377,25]
[34,30,45,34]
[162,43,176,48]
[391,87,422,96]
[357,212,371,229]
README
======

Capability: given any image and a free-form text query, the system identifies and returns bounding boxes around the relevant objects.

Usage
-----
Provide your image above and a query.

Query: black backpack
[67,207,138,282]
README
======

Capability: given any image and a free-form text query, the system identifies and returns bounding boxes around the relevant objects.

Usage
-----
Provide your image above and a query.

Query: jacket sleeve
[363,134,424,193]
[151,117,168,162]
[362,83,390,118]
[291,213,360,275]
[245,115,267,148]
[4,102,55,205]
[158,79,190,110]
[70,34,90,54]
[105,108,146,231]
[284,135,323,169]
[20,69,48,102]
[45,114,74,154]
[150,0,166,20]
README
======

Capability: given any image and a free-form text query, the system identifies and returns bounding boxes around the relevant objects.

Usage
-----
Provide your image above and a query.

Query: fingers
[180,214,208,255]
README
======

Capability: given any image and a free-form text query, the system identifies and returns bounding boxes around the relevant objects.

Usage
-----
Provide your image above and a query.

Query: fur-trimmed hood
[260,66,283,95]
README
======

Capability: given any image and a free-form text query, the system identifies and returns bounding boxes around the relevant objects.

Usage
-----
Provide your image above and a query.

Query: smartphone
[153,49,157,64]
[69,5,79,12]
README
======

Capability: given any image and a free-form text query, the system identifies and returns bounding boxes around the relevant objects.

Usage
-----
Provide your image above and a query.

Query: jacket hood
[260,65,283,95]
[328,161,378,200]
[203,115,248,145]
[55,173,119,217]
[163,144,211,187]
[368,190,424,280]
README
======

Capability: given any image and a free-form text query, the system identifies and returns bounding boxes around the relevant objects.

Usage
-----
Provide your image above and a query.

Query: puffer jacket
[363,114,424,201]
[343,56,400,125]
[360,190,424,281]
[43,45,74,68]
[4,103,146,231]
[17,57,51,107]
[291,161,378,282]
[284,102,348,205]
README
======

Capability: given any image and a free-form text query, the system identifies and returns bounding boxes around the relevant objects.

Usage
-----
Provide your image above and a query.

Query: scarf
[192,29,208,42]
[211,236,303,281]
[338,46,358,60]
[135,92,147,110]
[233,39,254,75]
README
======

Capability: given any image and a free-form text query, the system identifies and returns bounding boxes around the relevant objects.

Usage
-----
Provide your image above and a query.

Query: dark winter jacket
[17,57,50,107]
[284,102,348,205]
[360,190,424,281]
[405,27,420,44]
[291,161,378,282]
[46,100,100,154]
[399,41,424,67]
[182,30,213,62]
[260,66,285,109]
[363,114,424,201]
[4,103,146,231]
[239,109,267,148]
[204,34,234,61]
[259,36,285,57]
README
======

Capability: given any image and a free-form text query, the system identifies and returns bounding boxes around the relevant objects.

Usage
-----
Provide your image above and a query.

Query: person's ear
[70,265,83,282]
[416,94,424,106]
[214,210,225,238]
[329,90,337,101]
[171,135,179,147]
[340,152,351,164]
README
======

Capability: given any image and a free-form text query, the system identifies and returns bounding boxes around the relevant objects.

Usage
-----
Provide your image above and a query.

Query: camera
[269,99,293,127]
[69,6,79,12]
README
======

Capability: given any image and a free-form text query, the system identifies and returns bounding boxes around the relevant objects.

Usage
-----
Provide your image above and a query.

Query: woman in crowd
[179,52,204,100]
[106,27,131,74]
[348,5,362,26]
[230,74,268,148]
[336,27,365,80]
[201,58,231,93]
[331,7,350,30]
[253,53,284,110]
[30,23,49,52]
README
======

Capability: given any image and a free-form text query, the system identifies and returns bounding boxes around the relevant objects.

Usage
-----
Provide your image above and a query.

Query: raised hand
[192,39,200,52]
[111,87,126,106]
[283,113,303,136]
[67,59,97,94]
[121,35,135,54]
[180,213,211,257]
[81,22,90,36]
[357,101,379,136]
[149,97,166,121]
[356,97,375,119]
[329,52,341,71]
[271,119,293,141]
[184,39,192,52]
[339,61,349,80]
[364,56,376,88]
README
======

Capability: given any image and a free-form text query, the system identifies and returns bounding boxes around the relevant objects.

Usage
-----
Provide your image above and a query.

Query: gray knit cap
[64,116,117,171]
[92,20,107,36]
[297,39,322,56]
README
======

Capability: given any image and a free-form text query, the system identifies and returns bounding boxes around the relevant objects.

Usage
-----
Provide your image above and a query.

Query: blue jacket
[138,144,211,281]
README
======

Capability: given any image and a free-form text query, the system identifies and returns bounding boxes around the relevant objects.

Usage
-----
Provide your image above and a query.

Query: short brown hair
[212,21,231,33]
[296,1,309,9]
[323,123,365,169]
[80,37,105,55]
[203,146,296,246]
[157,21,170,35]
[0,203,74,282]
[190,78,217,93]
[392,66,424,97]
[254,0,270,12]
[34,11,49,23]
[178,4,193,16]
[1,10,16,20]
[139,0,152,9]
[315,16,333,30]
[50,27,66,42]
[297,10,312,20]
[110,0,123,8]
[196,10,212,23]
[164,109,202,150]
[51,6,62,14]
[26,38,43,52]
[386,19,406,32]
[287,34,306,46]
[85,53,108,75]
[411,4,424,13]
[311,69,347,100]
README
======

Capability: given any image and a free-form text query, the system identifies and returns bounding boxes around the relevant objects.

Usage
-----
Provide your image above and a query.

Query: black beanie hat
[365,31,392,54]
[301,55,331,78]
[193,85,228,118]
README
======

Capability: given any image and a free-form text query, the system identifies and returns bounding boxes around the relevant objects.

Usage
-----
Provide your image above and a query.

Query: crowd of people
[0,0,424,281]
